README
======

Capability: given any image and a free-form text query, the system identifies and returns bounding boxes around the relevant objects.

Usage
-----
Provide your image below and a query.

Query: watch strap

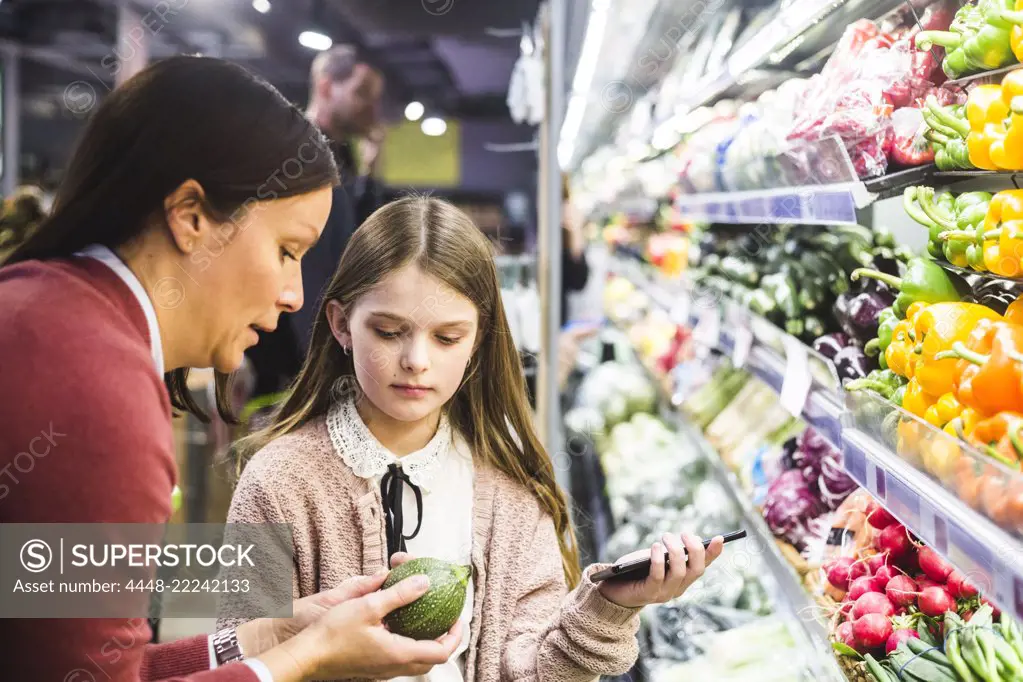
[212,627,244,666]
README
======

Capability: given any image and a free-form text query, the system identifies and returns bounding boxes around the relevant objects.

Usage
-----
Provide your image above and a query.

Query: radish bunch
[824,502,989,658]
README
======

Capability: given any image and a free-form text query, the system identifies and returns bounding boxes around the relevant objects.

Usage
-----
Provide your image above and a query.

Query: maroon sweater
[0,257,256,681]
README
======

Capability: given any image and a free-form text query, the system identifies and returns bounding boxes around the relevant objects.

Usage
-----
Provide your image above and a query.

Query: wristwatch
[212,627,245,666]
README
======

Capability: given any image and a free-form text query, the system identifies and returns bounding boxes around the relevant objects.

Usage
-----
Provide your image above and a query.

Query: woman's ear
[325,299,353,350]
[163,179,211,255]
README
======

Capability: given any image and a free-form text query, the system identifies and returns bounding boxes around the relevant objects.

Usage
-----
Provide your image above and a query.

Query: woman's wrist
[235,618,274,659]
[253,628,318,682]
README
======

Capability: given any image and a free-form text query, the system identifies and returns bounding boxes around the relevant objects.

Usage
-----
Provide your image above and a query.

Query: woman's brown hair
[3,56,339,423]
[236,196,581,587]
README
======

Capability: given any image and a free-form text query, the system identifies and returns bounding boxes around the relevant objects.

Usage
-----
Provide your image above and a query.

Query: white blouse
[327,399,475,682]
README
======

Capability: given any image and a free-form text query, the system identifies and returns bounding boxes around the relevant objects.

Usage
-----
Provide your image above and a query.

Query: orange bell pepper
[1007,296,1023,325]
[938,319,1023,414]
[969,412,1023,469]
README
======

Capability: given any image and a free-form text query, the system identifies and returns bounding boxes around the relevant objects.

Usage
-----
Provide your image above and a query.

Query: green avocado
[382,557,472,640]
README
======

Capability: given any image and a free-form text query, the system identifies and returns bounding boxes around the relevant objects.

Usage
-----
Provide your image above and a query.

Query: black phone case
[591,530,747,582]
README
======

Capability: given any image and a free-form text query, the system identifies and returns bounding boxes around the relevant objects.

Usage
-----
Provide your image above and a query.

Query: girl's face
[331,263,480,424]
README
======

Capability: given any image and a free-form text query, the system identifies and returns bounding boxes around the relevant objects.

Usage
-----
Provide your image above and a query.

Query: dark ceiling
[1,0,541,122]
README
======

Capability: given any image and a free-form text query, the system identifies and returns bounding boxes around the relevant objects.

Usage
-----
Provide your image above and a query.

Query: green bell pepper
[905,187,948,259]
[864,307,898,359]
[919,0,1015,77]
[845,369,905,400]
[851,258,967,319]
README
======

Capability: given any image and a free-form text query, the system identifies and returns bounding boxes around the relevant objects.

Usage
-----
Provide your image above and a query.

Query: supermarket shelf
[842,428,1023,624]
[670,413,849,682]
[672,168,935,226]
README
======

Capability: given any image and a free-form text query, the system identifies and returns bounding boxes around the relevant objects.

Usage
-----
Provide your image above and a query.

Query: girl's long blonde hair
[237,196,581,587]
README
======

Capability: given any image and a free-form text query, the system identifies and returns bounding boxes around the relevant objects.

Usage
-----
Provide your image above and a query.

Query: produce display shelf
[934,260,1023,287]
[609,257,846,449]
[861,164,935,197]
[664,409,850,682]
[841,427,1023,624]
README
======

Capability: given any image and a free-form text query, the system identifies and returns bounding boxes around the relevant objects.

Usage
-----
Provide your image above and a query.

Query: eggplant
[812,333,851,361]
[835,291,890,343]
[833,345,870,382]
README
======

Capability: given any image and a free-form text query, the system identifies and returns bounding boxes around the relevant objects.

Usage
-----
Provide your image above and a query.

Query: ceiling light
[405,101,425,121]
[252,0,270,13]
[298,31,332,51]
[421,117,447,136]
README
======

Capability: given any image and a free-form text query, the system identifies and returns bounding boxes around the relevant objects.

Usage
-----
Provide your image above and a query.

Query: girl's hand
[597,533,724,609]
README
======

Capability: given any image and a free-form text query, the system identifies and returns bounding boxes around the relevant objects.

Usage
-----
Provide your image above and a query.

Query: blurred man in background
[244,45,386,416]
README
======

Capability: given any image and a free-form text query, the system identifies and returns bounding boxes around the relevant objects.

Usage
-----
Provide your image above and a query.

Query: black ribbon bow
[380,463,423,560]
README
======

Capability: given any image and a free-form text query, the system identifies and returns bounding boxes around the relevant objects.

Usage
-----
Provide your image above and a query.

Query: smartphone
[591,529,747,582]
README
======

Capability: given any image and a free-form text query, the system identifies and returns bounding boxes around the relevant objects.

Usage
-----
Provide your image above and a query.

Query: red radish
[877,524,912,559]
[919,586,956,617]
[897,550,921,576]
[872,565,895,592]
[867,553,890,574]
[854,613,894,649]
[947,571,979,599]
[836,621,859,651]
[915,574,940,590]
[825,557,864,590]
[852,591,896,620]
[886,575,919,607]
[850,576,879,601]
[918,547,953,582]
[839,599,855,618]
[886,628,919,654]
[867,503,897,529]
[849,559,870,584]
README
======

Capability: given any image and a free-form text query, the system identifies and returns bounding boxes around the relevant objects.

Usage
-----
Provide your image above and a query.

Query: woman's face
[183,187,332,372]
[334,264,480,424]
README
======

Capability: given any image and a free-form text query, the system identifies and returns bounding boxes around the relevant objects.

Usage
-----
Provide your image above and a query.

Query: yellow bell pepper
[912,301,1003,396]
[925,392,965,429]
[967,85,1010,170]
[885,317,918,378]
[944,406,983,440]
[991,72,1023,170]
[921,438,963,486]
[903,377,940,419]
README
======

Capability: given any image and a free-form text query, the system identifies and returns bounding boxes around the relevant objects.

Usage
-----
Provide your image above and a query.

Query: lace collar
[326,398,454,491]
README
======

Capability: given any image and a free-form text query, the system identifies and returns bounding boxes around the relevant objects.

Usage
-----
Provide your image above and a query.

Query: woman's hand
[255,570,463,681]
[237,572,396,656]
[597,533,724,609]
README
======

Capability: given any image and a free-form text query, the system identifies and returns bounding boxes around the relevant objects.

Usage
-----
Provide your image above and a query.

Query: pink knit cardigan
[219,417,641,681]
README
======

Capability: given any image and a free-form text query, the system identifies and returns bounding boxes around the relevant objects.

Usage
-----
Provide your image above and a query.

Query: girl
[225,196,723,681]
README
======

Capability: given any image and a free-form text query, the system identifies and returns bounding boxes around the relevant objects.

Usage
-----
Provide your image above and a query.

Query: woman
[0,57,460,681]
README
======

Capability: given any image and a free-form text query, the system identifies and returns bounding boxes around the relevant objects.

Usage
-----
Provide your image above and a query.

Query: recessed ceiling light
[298,31,332,51]
[405,101,425,121]
[421,117,447,136]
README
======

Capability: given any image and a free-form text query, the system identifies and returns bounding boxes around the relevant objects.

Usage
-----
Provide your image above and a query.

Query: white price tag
[780,335,812,417]
[732,326,754,368]
[693,304,721,349]
[670,291,692,328]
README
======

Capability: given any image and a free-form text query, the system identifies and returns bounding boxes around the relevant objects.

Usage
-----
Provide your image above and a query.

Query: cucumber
[381,557,472,640]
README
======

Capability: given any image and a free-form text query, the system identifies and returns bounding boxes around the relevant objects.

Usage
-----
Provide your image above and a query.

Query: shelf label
[843,443,867,486]
[770,194,802,220]
[693,304,721,349]
[949,521,995,596]
[810,191,857,224]
[874,467,887,501]
[933,514,948,555]
[780,335,812,417]
[726,302,753,368]
[670,291,693,329]
[886,475,920,529]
